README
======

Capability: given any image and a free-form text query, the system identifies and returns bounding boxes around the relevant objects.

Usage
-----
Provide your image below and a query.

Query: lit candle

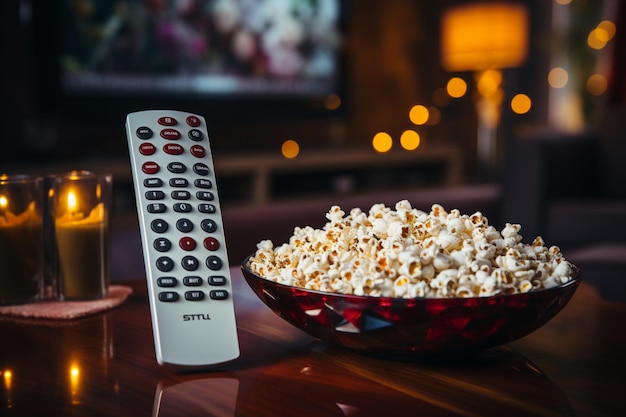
[0,194,44,305]
[55,188,109,300]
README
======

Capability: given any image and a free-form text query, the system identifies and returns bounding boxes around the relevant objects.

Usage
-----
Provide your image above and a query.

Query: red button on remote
[203,237,220,251]
[158,116,177,126]
[179,237,197,251]
[160,128,181,140]
[186,115,201,127]
[190,145,206,158]
[139,143,156,155]
[163,143,184,155]
[142,162,159,174]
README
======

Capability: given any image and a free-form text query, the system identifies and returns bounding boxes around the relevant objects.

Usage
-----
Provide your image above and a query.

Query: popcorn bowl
[241,257,581,357]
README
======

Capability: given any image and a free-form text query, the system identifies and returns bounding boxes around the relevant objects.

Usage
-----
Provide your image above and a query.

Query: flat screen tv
[27,0,348,123]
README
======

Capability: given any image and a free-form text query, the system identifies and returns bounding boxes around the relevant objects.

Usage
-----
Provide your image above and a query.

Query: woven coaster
[0,285,133,320]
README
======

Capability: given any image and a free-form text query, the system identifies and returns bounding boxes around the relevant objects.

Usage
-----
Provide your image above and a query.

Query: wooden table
[1,267,624,417]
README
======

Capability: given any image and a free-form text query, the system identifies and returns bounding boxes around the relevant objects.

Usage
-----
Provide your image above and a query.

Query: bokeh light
[587,74,608,96]
[409,105,429,125]
[372,132,393,153]
[281,140,300,159]
[511,93,532,114]
[400,130,421,151]
[446,77,468,98]
[548,67,568,89]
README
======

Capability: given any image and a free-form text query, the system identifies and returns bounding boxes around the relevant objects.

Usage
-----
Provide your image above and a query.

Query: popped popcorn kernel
[246,201,576,298]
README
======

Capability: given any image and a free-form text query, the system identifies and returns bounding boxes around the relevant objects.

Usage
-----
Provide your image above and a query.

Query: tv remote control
[125,110,239,367]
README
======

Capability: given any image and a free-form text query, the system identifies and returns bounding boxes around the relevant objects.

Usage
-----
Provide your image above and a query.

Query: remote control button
[176,219,194,233]
[183,276,202,286]
[210,289,229,300]
[201,219,217,233]
[194,179,212,189]
[158,116,178,126]
[167,162,186,173]
[203,237,220,251]
[157,277,177,287]
[179,236,197,251]
[173,203,192,213]
[158,292,179,302]
[156,256,174,272]
[186,115,201,127]
[139,142,156,155]
[145,190,165,200]
[208,275,226,286]
[172,190,191,200]
[206,255,222,271]
[182,256,200,271]
[142,162,160,174]
[147,203,167,213]
[190,145,206,158]
[188,129,203,141]
[163,143,184,155]
[169,178,188,187]
[151,219,169,233]
[196,191,214,201]
[193,163,210,176]
[136,126,153,139]
[154,238,172,252]
[144,178,163,187]
[185,291,205,301]
[160,128,181,140]
[198,204,216,214]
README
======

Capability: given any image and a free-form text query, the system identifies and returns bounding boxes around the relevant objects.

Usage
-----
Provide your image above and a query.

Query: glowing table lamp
[441,2,529,174]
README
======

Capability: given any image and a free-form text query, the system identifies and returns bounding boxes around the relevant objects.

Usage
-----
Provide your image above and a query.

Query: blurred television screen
[60,0,344,99]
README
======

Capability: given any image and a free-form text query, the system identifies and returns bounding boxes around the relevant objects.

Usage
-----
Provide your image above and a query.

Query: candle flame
[0,195,7,209]
[67,192,77,213]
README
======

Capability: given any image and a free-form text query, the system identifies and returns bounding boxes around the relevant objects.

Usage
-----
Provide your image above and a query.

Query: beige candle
[55,190,109,300]
[0,193,44,305]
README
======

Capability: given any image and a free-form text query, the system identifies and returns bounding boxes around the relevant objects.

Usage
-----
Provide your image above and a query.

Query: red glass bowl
[241,257,581,357]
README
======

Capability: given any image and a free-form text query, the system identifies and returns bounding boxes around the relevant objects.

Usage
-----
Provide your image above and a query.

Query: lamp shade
[441,2,529,72]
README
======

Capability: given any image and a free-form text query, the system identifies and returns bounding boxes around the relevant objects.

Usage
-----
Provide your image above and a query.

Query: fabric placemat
[0,285,133,320]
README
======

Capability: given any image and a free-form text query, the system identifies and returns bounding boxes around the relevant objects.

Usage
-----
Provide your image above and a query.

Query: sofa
[501,107,626,302]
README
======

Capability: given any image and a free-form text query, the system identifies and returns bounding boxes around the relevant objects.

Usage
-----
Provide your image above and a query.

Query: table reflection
[0,314,116,414]
[235,341,574,417]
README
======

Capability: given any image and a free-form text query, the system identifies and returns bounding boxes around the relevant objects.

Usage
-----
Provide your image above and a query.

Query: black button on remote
[209,275,227,286]
[144,178,163,187]
[194,179,212,189]
[173,203,192,213]
[136,126,153,139]
[181,256,200,271]
[206,255,222,271]
[154,238,172,252]
[201,219,217,233]
[176,219,194,233]
[193,163,210,176]
[198,204,216,214]
[146,190,165,200]
[210,289,229,300]
[167,162,186,173]
[183,276,203,286]
[147,203,167,213]
[156,256,174,272]
[157,277,177,287]
[158,292,179,302]
[185,291,205,301]
[151,219,169,233]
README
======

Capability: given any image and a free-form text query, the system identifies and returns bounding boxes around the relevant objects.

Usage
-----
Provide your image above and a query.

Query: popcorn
[246,201,576,298]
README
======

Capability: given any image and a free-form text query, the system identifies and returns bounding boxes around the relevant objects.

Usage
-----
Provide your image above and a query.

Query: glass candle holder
[48,171,112,301]
[0,174,44,305]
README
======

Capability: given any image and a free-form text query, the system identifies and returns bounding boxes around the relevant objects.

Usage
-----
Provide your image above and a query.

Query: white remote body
[125,110,239,367]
